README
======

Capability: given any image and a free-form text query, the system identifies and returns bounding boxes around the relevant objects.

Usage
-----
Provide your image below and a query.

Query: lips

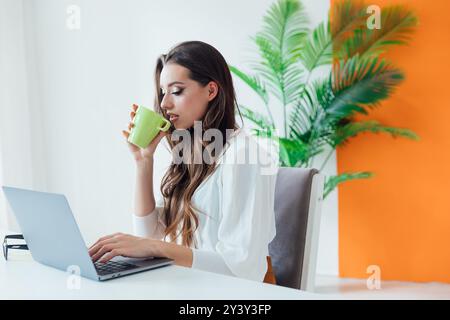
[169,114,179,122]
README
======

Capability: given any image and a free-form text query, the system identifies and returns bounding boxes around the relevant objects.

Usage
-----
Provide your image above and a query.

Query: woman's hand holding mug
[122,104,169,162]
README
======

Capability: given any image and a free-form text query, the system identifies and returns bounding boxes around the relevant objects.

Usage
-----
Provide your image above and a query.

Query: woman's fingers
[90,239,119,261]
[91,244,117,262]
[88,241,106,258]
[89,233,131,263]
[90,243,108,261]
[130,103,137,120]
[89,232,120,248]
[98,248,123,264]
[122,130,141,155]
[90,234,154,263]
[88,233,122,252]
[121,130,130,139]
[127,122,135,131]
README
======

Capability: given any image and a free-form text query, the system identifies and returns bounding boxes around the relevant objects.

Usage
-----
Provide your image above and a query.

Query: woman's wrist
[155,240,193,268]
[135,156,154,169]
[134,156,156,216]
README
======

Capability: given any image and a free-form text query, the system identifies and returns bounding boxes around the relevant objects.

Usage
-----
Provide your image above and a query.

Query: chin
[174,120,193,130]
[173,123,186,130]
[172,119,196,130]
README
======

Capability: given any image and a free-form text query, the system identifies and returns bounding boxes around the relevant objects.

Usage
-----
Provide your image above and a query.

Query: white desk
[0,229,328,300]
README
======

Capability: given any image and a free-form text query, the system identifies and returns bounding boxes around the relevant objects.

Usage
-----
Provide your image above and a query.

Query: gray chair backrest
[268,167,324,291]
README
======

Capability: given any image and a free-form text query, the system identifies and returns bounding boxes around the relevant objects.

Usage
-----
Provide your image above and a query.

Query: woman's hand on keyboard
[88,233,164,263]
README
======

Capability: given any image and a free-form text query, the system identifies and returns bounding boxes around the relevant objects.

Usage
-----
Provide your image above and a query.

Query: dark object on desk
[2,234,29,261]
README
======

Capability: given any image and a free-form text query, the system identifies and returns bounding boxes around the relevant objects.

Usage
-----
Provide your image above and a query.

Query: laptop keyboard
[94,260,139,275]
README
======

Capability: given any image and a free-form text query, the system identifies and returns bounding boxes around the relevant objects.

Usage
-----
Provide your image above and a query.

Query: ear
[206,81,219,102]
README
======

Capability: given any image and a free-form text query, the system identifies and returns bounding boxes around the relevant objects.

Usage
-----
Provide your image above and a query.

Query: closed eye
[161,89,183,97]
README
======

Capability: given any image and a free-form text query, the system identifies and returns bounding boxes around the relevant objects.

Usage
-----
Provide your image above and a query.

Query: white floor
[314,274,450,299]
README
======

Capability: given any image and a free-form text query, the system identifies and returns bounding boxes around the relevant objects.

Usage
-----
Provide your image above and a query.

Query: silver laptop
[2,185,173,281]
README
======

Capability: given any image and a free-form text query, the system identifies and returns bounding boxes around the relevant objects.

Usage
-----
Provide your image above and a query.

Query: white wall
[1,0,338,275]
[0,0,47,230]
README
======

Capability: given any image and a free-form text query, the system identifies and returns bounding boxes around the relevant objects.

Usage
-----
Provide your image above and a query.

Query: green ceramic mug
[128,106,171,149]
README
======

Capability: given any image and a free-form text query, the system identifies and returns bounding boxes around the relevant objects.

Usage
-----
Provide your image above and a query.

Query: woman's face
[159,63,218,130]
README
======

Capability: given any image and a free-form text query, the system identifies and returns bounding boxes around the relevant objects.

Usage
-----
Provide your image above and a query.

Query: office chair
[268,167,324,291]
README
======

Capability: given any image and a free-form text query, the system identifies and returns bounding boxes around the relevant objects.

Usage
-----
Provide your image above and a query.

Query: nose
[160,92,174,112]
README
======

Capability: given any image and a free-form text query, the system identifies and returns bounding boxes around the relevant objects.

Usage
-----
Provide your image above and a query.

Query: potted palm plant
[230,0,419,198]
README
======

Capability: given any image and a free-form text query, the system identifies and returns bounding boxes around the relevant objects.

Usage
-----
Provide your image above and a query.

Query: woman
[88,41,277,282]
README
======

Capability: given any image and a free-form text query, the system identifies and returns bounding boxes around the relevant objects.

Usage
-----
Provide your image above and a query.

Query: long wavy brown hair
[153,41,242,248]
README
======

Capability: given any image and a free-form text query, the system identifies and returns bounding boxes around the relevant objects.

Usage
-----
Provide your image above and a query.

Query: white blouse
[132,128,278,282]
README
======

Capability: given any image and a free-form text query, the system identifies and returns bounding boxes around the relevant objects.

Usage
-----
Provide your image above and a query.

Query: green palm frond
[260,0,309,62]
[252,128,277,139]
[331,120,419,147]
[287,59,409,167]
[290,77,366,140]
[288,82,318,140]
[299,21,332,72]
[341,5,418,59]
[232,0,418,198]
[251,36,286,104]
[324,171,373,198]
[288,81,334,164]
[330,0,368,55]
[229,65,269,105]
[294,56,405,147]
[297,0,369,75]
[276,137,309,167]
[239,105,275,132]
[250,0,308,108]
[283,59,306,107]
[331,55,404,116]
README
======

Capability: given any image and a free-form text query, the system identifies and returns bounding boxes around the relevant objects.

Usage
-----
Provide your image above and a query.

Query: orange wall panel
[337,0,450,283]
